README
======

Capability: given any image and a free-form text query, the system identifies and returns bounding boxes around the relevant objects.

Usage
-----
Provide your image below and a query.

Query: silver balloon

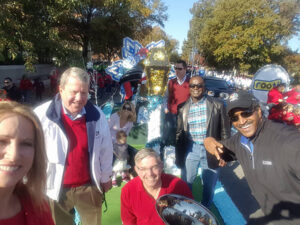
[156,194,220,225]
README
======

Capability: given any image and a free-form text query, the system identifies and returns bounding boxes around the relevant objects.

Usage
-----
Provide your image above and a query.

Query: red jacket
[267,87,283,104]
[267,87,284,121]
[19,79,33,91]
[293,114,300,126]
[284,88,300,105]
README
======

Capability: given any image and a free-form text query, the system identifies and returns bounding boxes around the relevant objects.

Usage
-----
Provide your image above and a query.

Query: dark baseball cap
[226,91,258,115]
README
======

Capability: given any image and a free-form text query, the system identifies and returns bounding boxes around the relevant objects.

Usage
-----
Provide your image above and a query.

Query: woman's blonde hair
[0,101,47,208]
[118,101,136,122]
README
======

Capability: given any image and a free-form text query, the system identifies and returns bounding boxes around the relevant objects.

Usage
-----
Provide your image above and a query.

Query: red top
[19,79,33,91]
[282,111,294,125]
[97,75,105,88]
[123,82,133,100]
[121,173,193,225]
[62,112,91,187]
[0,194,54,225]
[167,77,190,114]
[267,87,283,104]
[293,114,300,125]
[284,88,300,105]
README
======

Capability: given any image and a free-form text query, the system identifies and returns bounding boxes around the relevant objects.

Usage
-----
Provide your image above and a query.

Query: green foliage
[139,26,179,59]
[183,0,300,73]
[0,0,168,68]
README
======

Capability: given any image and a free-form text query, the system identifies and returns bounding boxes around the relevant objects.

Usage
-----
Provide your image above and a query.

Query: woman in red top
[0,101,54,225]
[267,83,286,122]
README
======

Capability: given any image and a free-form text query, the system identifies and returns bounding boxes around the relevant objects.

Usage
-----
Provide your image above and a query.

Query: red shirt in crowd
[167,77,190,114]
[284,88,300,105]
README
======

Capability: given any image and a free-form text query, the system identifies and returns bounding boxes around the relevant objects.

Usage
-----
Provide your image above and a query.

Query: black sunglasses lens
[189,84,203,89]
[230,115,239,122]
[230,109,254,122]
[241,110,254,118]
[175,67,183,71]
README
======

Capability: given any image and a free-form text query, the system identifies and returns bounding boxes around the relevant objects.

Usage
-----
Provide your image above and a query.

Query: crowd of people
[0,61,299,225]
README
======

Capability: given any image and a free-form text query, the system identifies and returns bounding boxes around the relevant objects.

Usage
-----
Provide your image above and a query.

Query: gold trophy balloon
[144,47,170,97]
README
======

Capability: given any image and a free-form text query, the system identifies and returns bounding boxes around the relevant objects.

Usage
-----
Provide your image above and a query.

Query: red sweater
[121,173,193,225]
[0,193,54,225]
[167,77,190,114]
[62,112,91,187]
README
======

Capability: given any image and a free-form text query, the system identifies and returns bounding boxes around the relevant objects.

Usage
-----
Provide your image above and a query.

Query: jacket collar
[46,94,100,128]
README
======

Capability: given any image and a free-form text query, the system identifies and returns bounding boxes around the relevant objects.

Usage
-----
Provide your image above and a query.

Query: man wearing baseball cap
[204,90,300,224]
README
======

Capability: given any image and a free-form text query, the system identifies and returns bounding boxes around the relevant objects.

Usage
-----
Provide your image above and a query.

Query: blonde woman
[0,101,54,224]
[108,101,136,144]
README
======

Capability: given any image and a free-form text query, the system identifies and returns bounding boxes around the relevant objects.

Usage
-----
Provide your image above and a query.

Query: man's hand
[164,108,169,114]
[204,137,226,167]
[101,180,112,193]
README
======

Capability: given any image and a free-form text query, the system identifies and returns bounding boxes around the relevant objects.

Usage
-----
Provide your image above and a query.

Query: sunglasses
[123,106,131,111]
[229,108,255,122]
[4,81,10,84]
[175,67,184,71]
[189,84,204,89]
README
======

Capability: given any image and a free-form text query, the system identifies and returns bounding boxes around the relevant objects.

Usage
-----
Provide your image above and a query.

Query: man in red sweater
[34,67,113,225]
[161,60,190,159]
[121,148,193,225]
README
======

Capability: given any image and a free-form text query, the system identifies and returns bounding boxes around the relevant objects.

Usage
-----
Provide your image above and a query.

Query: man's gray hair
[134,148,162,165]
[60,67,90,88]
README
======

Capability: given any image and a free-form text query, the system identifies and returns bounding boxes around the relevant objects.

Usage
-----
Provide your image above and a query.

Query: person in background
[160,59,190,160]
[0,89,8,101]
[267,83,286,122]
[33,78,45,101]
[108,101,136,144]
[3,77,22,102]
[19,75,33,103]
[34,67,113,225]
[204,90,300,224]
[285,74,300,105]
[0,101,54,225]
[121,148,193,225]
[49,68,60,96]
[175,76,231,208]
[112,130,131,187]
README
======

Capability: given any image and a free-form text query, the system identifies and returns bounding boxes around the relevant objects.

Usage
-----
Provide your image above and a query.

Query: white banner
[250,64,290,103]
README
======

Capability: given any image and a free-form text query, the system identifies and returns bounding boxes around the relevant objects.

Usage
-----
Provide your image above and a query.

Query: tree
[0,0,168,68]
[182,0,216,64]
[139,26,179,58]
[51,0,168,64]
[184,0,300,73]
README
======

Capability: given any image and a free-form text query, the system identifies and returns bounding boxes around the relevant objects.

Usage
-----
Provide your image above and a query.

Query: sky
[161,0,300,54]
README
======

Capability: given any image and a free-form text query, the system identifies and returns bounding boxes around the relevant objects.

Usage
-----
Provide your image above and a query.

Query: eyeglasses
[123,106,131,111]
[229,108,255,122]
[189,84,204,89]
[175,67,184,71]
[136,164,161,173]
[4,81,10,84]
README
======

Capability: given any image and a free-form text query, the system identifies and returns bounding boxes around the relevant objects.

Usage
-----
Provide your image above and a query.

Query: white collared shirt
[177,75,187,85]
[62,105,86,120]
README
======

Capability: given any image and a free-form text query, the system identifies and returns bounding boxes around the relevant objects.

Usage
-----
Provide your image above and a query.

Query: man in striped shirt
[175,76,230,208]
